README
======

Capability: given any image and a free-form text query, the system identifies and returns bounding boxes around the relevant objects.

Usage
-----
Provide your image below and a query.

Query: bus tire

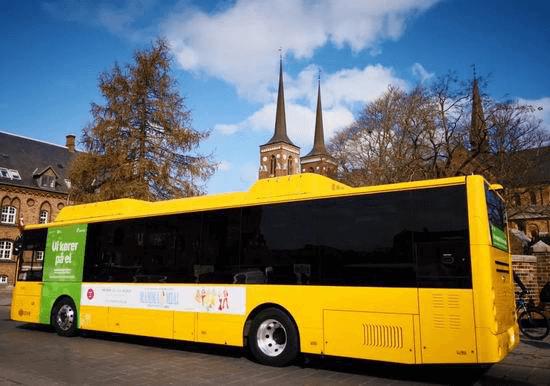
[248,308,299,367]
[52,297,78,337]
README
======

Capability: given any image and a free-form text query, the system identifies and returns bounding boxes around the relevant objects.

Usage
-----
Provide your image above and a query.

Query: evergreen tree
[69,39,215,202]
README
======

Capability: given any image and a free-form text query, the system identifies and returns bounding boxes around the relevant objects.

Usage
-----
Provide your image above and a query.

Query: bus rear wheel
[248,308,299,367]
[52,298,78,337]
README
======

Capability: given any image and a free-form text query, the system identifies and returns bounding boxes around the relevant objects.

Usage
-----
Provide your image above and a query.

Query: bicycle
[516,290,550,340]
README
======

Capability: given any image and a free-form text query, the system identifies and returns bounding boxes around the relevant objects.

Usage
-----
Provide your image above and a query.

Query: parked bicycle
[516,290,550,340]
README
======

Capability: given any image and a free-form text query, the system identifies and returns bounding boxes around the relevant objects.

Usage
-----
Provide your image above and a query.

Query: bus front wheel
[52,298,78,337]
[248,308,299,367]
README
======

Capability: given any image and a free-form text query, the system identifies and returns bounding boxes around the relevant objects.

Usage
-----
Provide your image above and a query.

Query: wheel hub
[256,319,287,357]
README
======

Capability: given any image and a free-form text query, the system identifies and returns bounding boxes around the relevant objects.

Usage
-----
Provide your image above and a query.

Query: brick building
[0,131,77,287]
[508,147,550,304]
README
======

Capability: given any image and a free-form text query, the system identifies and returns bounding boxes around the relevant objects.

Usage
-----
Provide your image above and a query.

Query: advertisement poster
[43,224,87,282]
[81,284,246,315]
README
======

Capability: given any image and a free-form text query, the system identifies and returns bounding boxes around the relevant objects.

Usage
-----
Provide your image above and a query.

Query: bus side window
[197,209,241,284]
[412,187,471,289]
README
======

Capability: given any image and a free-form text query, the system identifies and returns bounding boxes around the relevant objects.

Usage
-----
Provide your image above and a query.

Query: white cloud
[517,97,550,132]
[218,160,232,171]
[216,63,405,144]
[215,123,242,135]
[163,0,440,95]
[412,63,434,82]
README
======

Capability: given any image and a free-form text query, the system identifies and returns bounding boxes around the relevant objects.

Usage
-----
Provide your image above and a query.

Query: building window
[39,210,49,224]
[514,193,521,207]
[40,175,56,188]
[288,157,293,174]
[36,251,44,261]
[530,191,537,206]
[0,168,21,180]
[270,156,276,175]
[0,276,7,284]
[0,241,13,260]
[9,170,21,180]
[1,206,16,224]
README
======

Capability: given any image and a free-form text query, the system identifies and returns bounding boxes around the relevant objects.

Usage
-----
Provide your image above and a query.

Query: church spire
[305,72,327,157]
[300,71,337,177]
[258,54,300,179]
[266,55,295,146]
[470,72,489,154]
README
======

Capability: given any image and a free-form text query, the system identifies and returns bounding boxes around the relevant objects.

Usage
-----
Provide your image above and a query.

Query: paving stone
[1,305,550,386]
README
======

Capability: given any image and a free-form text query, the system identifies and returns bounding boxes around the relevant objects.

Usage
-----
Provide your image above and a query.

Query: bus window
[243,202,319,284]
[412,186,470,288]
[16,229,47,282]
[196,209,241,284]
[486,185,508,251]
[314,192,416,287]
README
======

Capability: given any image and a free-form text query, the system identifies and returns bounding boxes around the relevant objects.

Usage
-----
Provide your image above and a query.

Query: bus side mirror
[490,184,503,191]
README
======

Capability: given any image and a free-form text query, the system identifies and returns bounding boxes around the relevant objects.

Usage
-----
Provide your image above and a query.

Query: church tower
[470,76,489,155]
[300,74,337,177]
[259,57,300,179]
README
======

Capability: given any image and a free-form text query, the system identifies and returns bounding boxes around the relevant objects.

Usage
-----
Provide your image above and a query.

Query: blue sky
[2,0,549,194]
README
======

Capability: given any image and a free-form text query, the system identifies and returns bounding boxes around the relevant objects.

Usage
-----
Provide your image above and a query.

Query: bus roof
[25,173,470,229]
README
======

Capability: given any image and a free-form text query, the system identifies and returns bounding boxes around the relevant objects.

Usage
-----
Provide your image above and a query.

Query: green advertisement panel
[491,225,508,251]
[39,224,88,324]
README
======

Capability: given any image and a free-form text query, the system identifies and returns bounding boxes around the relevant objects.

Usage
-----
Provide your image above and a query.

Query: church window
[287,157,293,174]
[270,156,276,175]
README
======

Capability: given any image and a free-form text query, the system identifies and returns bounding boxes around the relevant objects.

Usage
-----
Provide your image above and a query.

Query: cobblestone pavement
[1,289,549,386]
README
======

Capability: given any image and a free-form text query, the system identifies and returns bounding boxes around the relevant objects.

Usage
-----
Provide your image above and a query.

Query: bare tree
[329,74,548,192]
[69,39,216,203]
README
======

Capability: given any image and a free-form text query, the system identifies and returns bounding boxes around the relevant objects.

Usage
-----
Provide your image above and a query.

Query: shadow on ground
[15,322,531,386]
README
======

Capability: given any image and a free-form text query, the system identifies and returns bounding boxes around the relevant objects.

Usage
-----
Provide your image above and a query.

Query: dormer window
[34,167,59,190]
[40,175,56,188]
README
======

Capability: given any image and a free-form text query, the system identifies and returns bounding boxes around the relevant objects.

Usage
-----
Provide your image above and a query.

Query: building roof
[515,145,550,186]
[0,131,77,194]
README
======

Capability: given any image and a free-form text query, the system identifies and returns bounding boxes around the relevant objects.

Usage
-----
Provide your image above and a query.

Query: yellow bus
[11,173,518,366]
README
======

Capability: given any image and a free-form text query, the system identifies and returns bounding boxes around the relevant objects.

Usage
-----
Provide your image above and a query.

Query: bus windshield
[485,184,508,251]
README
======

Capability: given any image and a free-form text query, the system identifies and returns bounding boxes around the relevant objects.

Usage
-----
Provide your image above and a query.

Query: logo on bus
[87,288,95,300]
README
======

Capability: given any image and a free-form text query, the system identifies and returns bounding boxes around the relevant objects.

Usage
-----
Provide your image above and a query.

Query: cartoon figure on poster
[218,289,229,311]
[194,288,230,312]
[193,288,215,312]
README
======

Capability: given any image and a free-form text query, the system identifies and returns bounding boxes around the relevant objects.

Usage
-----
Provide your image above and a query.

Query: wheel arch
[243,303,300,347]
